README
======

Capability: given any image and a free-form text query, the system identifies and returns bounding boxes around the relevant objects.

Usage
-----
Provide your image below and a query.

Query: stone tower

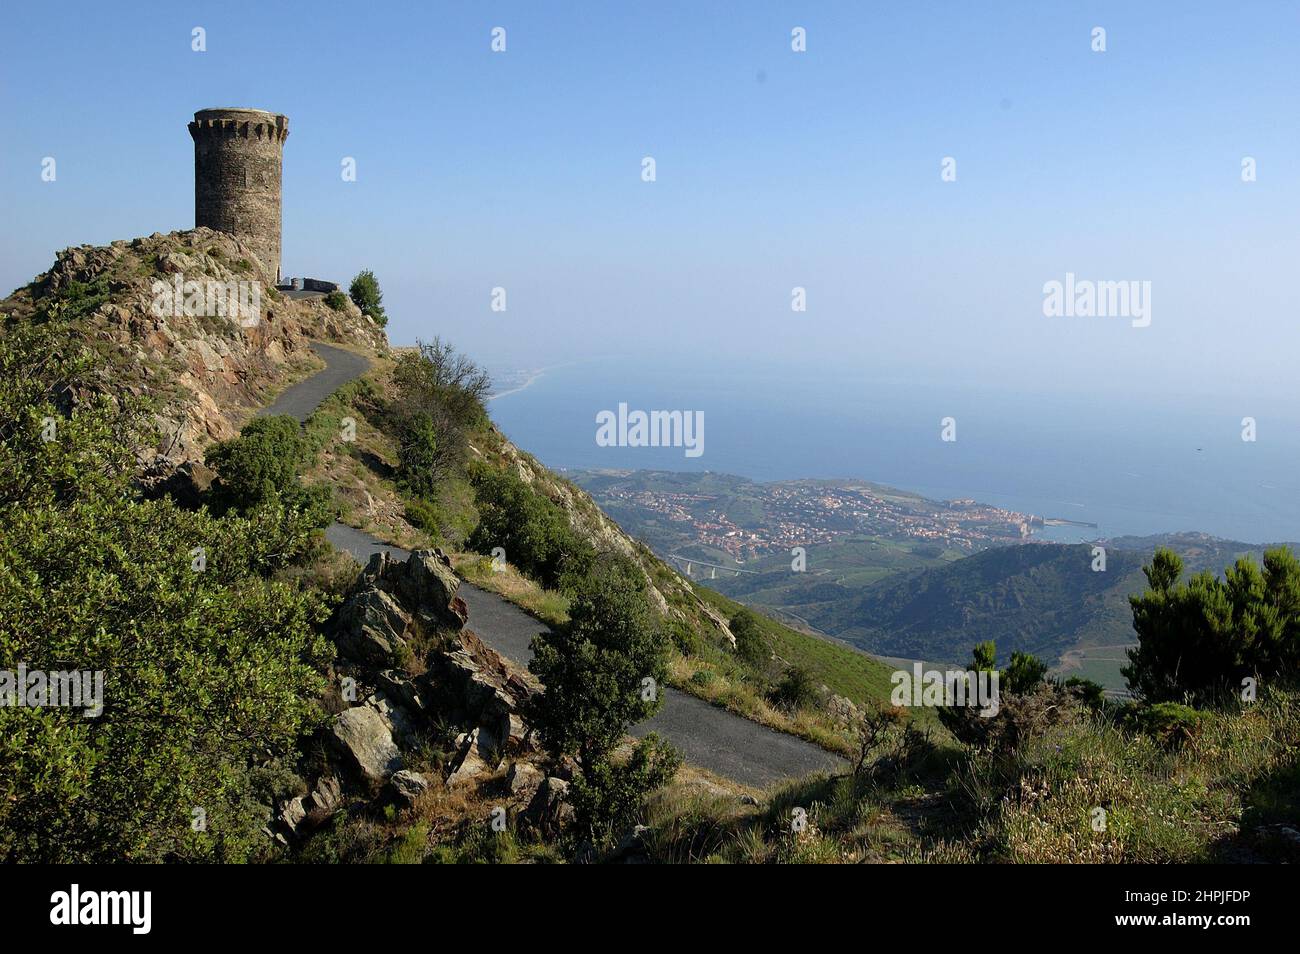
[188,107,289,282]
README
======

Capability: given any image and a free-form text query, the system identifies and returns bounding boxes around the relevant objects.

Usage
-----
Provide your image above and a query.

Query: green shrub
[729,608,769,668]
[1125,546,1300,703]
[571,735,682,846]
[205,414,331,525]
[1003,650,1049,694]
[397,411,442,498]
[1125,701,1205,749]
[772,665,818,712]
[0,323,332,862]
[1061,676,1107,709]
[348,269,387,326]
[467,466,595,592]
[324,289,348,311]
[37,277,112,323]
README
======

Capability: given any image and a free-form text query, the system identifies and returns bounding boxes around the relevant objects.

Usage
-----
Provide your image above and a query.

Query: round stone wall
[188,108,289,281]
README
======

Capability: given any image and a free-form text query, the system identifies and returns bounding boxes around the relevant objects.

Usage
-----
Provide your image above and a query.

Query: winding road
[279,343,845,788]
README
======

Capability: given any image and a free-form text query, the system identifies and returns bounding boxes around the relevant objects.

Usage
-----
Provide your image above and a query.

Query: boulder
[366,691,419,746]
[505,761,543,798]
[304,776,344,816]
[827,694,860,728]
[387,770,430,808]
[399,549,467,629]
[278,796,307,835]
[329,706,403,784]
[521,776,575,837]
[446,726,498,788]
[336,587,411,666]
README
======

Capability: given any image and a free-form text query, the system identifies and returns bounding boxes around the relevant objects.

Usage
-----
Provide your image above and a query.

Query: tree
[729,607,769,668]
[1124,546,1300,703]
[526,558,677,840]
[348,269,387,326]
[388,337,490,495]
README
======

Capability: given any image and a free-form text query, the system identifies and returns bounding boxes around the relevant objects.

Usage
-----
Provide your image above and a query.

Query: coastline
[487,368,547,403]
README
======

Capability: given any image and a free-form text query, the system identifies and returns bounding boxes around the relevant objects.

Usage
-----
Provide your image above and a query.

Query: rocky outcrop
[0,228,389,485]
[273,548,562,844]
[336,588,412,667]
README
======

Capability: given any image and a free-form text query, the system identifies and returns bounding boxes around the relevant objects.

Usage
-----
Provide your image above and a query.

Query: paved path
[257,342,370,421]
[295,346,846,788]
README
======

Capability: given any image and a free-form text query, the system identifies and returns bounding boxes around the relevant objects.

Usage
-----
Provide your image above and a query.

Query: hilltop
[0,229,385,484]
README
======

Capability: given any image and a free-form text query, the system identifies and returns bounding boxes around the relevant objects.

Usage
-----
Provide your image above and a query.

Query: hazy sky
[3,1,1298,400]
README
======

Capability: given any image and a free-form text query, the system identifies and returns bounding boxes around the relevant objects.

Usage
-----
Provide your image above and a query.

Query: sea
[487,357,1300,547]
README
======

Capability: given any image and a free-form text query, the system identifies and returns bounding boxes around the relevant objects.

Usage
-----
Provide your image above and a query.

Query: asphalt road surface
[257,342,370,421]
[285,346,847,788]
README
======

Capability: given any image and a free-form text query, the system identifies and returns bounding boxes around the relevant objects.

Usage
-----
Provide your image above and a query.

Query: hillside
[5,233,1299,867]
[2,232,914,758]
[293,354,906,753]
[0,229,386,488]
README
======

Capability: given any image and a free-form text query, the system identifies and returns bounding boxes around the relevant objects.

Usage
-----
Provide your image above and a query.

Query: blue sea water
[487,358,1300,546]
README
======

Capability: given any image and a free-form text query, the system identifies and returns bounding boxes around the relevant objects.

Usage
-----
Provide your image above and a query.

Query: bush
[348,269,387,326]
[771,665,818,712]
[729,608,769,668]
[1003,650,1049,694]
[468,466,595,592]
[570,735,682,845]
[205,414,331,525]
[37,277,112,323]
[1061,676,1107,709]
[0,323,332,862]
[324,289,348,311]
[1124,701,1205,750]
[1124,547,1300,703]
[396,411,443,498]
[939,642,1067,755]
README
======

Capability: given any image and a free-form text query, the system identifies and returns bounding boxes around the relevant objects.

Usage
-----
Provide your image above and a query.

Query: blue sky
[3,1,1298,401]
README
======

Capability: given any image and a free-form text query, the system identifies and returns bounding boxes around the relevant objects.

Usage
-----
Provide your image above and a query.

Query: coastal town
[570,471,1038,564]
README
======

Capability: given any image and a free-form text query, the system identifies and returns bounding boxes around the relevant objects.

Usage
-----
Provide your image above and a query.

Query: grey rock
[446,726,498,788]
[387,769,430,807]
[279,796,306,834]
[366,691,419,745]
[505,761,543,797]
[336,587,410,666]
[305,776,343,815]
[521,776,574,837]
[329,706,403,784]
[376,669,426,714]
[400,549,467,629]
